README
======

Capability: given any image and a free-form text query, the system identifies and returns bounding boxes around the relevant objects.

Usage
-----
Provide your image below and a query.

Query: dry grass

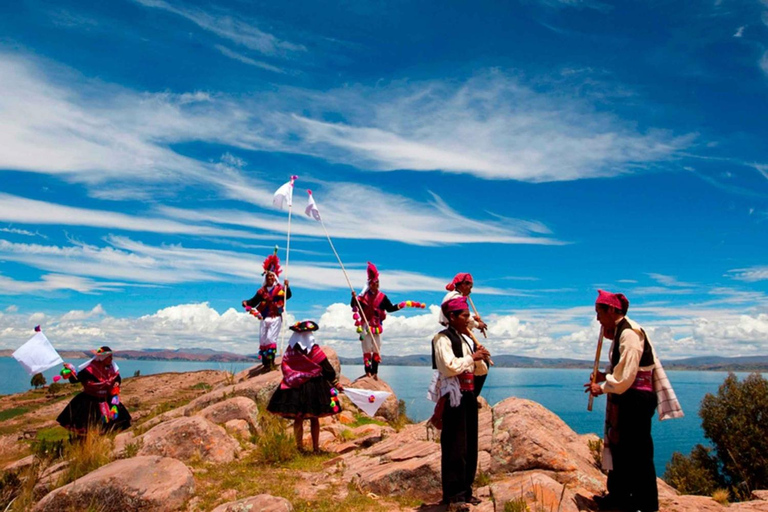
[712,488,730,505]
[56,430,115,487]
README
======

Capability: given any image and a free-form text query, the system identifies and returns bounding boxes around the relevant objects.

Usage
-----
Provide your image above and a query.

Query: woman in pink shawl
[267,320,342,452]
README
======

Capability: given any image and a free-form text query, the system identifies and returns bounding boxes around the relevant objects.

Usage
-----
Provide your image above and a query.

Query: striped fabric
[652,356,684,421]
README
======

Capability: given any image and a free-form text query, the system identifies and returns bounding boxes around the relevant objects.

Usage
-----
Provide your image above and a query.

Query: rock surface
[33,456,194,512]
[197,396,259,432]
[138,416,240,463]
[211,494,294,512]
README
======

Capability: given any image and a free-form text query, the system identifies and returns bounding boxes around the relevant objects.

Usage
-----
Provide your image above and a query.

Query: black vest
[432,328,470,370]
[611,318,655,367]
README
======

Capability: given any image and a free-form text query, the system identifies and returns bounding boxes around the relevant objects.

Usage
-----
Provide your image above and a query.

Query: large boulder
[490,470,582,512]
[33,456,194,512]
[184,369,282,413]
[491,397,606,494]
[211,494,293,512]
[138,416,240,463]
[196,396,259,432]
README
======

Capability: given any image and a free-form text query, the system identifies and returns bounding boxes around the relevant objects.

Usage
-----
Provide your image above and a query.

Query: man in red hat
[431,296,490,510]
[350,262,402,379]
[242,253,292,371]
[440,272,489,396]
[586,290,660,512]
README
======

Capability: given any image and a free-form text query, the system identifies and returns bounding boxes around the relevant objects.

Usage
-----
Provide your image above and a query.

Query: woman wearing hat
[56,346,132,436]
[267,321,342,452]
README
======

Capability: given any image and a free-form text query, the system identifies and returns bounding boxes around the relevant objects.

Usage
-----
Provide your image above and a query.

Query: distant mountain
[0,348,258,363]
[338,354,768,371]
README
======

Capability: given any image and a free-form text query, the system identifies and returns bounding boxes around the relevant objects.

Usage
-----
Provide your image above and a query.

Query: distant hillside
[339,354,768,371]
[0,348,258,363]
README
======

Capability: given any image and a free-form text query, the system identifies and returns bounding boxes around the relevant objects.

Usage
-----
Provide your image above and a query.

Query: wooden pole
[317,217,381,355]
[467,296,487,338]
[278,177,295,358]
[587,327,605,412]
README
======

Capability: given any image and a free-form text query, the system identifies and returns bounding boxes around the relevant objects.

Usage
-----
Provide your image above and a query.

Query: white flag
[273,176,297,210]
[343,387,392,417]
[12,330,64,376]
[305,190,321,221]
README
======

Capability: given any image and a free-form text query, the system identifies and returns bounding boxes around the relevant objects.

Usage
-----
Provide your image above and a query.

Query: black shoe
[593,494,625,510]
[466,496,481,505]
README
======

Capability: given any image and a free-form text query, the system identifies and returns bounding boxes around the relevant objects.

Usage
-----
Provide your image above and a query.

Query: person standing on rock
[430,296,490,509]
[586,290,682,512]
[267,320,342,452]
[350,262,403,380]
[56,346,132,436]
[439,273,490,397]
[242,252,291,371]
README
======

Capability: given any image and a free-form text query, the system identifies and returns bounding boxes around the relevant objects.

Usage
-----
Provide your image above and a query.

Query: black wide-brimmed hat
[289,320,319,332]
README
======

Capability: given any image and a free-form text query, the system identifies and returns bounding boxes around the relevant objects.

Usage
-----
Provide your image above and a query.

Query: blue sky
[1,0,767,359]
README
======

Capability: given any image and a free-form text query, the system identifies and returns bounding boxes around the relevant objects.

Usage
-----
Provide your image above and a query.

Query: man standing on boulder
[242,252,292,371]
[350,262,403,380]
[431,296,490,510]
[586,290,682,512]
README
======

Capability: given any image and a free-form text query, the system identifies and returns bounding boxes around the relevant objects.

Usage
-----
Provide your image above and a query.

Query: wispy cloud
[727,266,768,282]
[131,0,305,56]
[734,25,745,37]
[0,193,269,239]
[1,52,692,191]
[761,50,768,77]
[0,227,45,238]
[159,184,563,246]
[646,273,696,287]
[0,273,119,295]
[0,236,512,293]
[213,45,286,73]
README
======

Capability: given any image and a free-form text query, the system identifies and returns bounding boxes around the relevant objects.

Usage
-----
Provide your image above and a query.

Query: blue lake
[0,357,750,476]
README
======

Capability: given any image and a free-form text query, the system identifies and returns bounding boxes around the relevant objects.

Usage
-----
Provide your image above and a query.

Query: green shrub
[664,372,768,499]
[47,382,64,395]
[30,373,46,389]
[254,411,296,464]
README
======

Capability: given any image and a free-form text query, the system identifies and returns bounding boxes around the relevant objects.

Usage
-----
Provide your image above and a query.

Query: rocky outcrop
[211,494,293,512]
[137,416,240,463]
[196,396,259,432]
[491,397,606,495]
[33,456,194,512]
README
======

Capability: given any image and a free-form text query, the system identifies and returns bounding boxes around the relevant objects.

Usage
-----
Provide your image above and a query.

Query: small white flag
[12,330,64,376]
[273,176,297,210]
[343,387,392,417]
[305,190,321,221]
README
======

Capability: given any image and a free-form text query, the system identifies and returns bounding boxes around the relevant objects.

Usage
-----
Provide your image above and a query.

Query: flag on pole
[305,190,321,221]
[273,176,298,210]
[343,387,392,417]
[12,329,64,376]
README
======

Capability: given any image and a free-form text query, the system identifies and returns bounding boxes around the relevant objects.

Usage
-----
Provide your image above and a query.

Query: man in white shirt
[586,290,659,512]
[432,296,490,510]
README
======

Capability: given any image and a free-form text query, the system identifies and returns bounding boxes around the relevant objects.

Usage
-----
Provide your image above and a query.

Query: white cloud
[1,300,765,359]
[761,50,768,77]
[214,45,286,73]
[1,52,691,190]
[0,193,270,239]
[0,227,43,237]
[160,185,562,246]
[733,26,745,37]
[284,74,693,182]
[131,0,305,56]
[0,273,117,295]
[0,236,512,293]
[646,273,696,287]
[728,266,768,282]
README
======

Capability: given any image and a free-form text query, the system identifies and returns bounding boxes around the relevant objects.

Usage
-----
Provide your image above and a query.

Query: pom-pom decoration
[398,301,426,309]
[244,305,263,320]
[262,253,282,276]
[368,394,375,403]
[53,375,61,382]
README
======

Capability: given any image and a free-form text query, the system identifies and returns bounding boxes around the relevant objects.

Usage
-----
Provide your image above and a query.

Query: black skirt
[267,376,340,419]
[56,392,132,434]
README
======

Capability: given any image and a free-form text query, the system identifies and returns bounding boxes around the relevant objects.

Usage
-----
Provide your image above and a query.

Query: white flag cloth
[12,331,64,376]
[273,179,294,210]
[305,190,321,221]
[343,387,391,417]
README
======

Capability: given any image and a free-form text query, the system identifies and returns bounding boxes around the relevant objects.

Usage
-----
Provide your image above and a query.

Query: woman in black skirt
[56,346,131,436]
[267,321,342,452]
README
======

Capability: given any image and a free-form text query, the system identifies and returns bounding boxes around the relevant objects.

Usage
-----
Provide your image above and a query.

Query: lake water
[0,357,750,476]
